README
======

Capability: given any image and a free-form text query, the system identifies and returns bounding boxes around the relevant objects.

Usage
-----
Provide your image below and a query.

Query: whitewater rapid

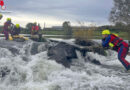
[0,39,129,90]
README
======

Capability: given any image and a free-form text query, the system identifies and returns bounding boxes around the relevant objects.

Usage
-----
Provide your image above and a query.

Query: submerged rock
[91,59,101,65]
[30,42,48,55]
[8,47,19,55]
[0,40,23,55]
[85,55,101,65]
[30,42,41,55]
[0,66,10,78]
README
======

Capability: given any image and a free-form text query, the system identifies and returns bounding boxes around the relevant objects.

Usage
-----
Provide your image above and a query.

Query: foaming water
[0,40,129,90]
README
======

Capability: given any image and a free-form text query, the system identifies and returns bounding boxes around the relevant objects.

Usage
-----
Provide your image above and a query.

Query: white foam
[0,40,129,90]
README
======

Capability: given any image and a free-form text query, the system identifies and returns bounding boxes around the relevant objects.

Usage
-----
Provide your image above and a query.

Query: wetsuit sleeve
[102,35,111,47]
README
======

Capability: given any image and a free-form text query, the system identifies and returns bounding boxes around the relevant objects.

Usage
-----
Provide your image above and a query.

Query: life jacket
[36,26,39,31]
[32,26,39,31]
[108,34,123,48]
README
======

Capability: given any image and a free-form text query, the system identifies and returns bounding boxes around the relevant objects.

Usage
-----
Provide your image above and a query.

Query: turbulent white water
[0,39,129,90]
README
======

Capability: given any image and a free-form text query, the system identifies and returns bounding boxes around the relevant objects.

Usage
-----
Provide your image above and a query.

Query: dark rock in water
[75,45,106,56]
[75,38,94,46]
[0,40,24,55]
[91,59,101,65]
[48,42,77,67]
[85,56,101,65]
[8,47,19,55]
[0,66,10,78]
[30,42,48,55]
[92,46,107,56]
[30,42,41,55]
[21,56,30,62]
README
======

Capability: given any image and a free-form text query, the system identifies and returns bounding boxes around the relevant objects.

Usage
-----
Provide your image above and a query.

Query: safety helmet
[7,18,11,21]
[16,24,20,28]
[102,29,110,35]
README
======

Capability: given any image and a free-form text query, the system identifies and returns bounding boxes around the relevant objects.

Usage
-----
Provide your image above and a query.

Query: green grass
[93,30,129,40]
[42,30,65,35]
[42,30,130,40]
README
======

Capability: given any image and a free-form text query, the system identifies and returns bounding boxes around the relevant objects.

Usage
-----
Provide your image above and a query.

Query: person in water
[102,29,130,71]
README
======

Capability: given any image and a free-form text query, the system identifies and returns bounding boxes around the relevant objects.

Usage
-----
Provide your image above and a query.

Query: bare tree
[109,0,130,25]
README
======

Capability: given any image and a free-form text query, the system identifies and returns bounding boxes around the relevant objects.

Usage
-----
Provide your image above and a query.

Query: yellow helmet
[7,18,11,21]
[102,29,110,35]
[16,24,20,28]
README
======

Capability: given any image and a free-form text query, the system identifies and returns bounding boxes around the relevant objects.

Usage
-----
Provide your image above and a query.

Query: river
[0,38,129,90]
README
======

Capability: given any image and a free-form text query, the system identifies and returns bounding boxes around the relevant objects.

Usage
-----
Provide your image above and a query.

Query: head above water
[102,29,111,39]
